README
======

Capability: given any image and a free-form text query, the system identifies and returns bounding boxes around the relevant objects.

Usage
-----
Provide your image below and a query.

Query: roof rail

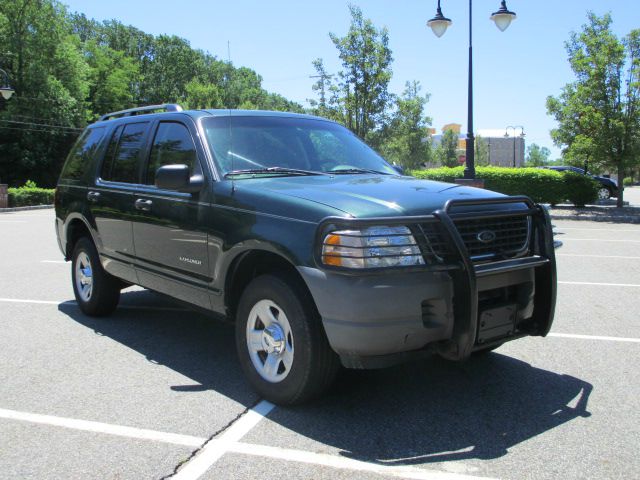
[99,104,183,121]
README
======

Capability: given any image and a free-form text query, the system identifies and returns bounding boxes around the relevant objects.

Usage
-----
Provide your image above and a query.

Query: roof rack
[99,104,183,121]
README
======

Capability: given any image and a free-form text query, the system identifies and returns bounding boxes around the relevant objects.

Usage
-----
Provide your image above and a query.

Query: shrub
[562,171,599,207]
[410,166,598,206]
[8,180,55,207]
[623,177,634,187]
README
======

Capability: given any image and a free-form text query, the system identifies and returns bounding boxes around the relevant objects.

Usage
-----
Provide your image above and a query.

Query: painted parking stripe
[559,281,640,288]
[0,297,188,312]
[227,442,494,480]
[172,400,275,480]
[557,254,640,260]
[549,333,640,343]
[555,227,640,231]
[0,407,204,447]
[41,260,66,264]
[560,238,640,243]
[0,406,492,480]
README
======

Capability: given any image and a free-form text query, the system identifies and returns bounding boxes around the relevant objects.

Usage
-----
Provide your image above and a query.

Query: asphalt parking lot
[1,207,639,480]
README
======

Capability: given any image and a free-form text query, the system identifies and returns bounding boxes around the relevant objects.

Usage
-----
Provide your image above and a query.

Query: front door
[131,119,211,309]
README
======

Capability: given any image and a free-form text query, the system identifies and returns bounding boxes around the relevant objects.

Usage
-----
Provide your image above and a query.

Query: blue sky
[62,0,639,159]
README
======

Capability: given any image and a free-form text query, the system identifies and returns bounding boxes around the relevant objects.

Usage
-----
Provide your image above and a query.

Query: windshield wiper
[330,167,390,175]
[224,167,328,178]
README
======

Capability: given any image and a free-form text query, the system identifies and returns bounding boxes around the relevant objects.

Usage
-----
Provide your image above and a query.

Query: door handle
[87,191,100,202]
[134,199,153,211]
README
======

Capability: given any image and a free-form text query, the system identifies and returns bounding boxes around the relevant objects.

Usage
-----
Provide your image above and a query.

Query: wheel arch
[224,249,318,322]
[64,216,95,260]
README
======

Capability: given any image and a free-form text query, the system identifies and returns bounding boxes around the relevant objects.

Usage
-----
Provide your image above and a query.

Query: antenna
[227,41,231,64]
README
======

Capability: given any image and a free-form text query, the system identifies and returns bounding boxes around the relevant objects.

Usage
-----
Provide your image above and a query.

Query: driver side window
[146,122,200,185]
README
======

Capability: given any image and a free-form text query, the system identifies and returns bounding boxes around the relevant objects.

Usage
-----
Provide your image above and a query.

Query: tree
[0,0,90,186]
[378,81,432,169]
[0,0,305,187]
[547,13,640,207]
[436,129,460,167]
[312,5,393,143]
[309,58,341,121]
[84,40,139,117]
[525,143,551,167]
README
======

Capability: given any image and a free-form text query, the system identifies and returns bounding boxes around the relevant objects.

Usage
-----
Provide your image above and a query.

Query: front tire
[71,237,121,316]
[235,274,339,405]
[597,186,611,200]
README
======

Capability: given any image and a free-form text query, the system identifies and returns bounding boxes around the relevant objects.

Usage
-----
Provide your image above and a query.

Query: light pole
[0,68,15,100]
[505,125,525,167]
[427,0,516,180]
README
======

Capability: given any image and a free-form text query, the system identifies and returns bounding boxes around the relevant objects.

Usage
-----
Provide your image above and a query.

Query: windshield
[202,116,396,176]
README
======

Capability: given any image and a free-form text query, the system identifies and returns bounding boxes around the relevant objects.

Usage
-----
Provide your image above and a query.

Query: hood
[235,174,506,218]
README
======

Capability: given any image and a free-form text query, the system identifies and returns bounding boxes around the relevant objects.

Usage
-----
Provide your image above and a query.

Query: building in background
[478,129,525,167]
[431,125,525,167]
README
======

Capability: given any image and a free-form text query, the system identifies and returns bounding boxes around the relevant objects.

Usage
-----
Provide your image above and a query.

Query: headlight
[321,225,425,269]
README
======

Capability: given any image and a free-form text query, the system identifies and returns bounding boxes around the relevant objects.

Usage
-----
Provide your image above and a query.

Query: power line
[0,125,78,135]
[7,114,86,130]
[0,119,83,132]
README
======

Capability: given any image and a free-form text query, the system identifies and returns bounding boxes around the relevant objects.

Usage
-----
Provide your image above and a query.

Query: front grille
[414,214,531,263]
[454,215,530,260]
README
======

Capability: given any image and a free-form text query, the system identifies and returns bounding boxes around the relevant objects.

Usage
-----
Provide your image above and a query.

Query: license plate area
[477,304,517,345]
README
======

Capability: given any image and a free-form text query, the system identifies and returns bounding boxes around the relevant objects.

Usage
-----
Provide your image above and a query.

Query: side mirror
[155,164,203,193]
[392,164,405,175]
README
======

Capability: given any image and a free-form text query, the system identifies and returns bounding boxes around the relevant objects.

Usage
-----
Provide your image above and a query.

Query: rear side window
[146,122,198,185]
[101,122,149,183]
[60,127,106,181]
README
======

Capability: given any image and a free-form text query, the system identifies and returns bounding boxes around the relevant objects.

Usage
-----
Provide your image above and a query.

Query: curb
[0,205,54,213]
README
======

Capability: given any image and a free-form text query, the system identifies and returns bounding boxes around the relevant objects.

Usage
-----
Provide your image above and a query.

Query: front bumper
[302,196,557,368]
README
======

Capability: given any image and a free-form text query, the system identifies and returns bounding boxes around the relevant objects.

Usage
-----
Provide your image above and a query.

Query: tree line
[0,0,302,186]
[1,1,638,200]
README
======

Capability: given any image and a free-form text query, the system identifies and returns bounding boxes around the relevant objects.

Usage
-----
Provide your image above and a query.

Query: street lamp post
[427,0,516,180]
[505,125,525,167]
[0,68,15,100]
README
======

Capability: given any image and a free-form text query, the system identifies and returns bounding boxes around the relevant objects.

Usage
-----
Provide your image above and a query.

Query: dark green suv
[55,104,557,405]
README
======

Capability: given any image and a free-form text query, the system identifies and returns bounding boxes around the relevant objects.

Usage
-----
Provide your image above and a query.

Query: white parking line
[0,407,204,447]
[559,281,640,288]
[561,238,640,243]
[173,400,275,480]
[557,254,640,260]
[41,260,66,264]
[227,442,493,480]
[0,406,492,480]
[549,333,640,343]
[556,227,640,232]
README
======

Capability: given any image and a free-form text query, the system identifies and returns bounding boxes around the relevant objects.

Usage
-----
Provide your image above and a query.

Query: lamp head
[0,87,14,100]
[427,2,452,38]
[490,1,516,32]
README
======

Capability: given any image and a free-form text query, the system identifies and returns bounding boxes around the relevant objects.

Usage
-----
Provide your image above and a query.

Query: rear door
[89,121,150,284]
[131,118,212,309]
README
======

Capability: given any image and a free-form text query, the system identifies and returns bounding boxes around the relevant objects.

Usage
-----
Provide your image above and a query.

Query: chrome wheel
[597,187,611,200]
[246,299,294,383]
[74,251,93,302]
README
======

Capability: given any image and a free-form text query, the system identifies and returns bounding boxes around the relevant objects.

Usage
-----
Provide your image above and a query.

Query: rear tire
[71,237,121,316]
[235,273,339,405]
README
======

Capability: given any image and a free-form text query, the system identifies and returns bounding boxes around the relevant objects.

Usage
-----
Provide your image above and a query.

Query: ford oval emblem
[477,230,496,244]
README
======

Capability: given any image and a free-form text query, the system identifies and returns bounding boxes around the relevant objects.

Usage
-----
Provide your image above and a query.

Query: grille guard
[315,195,557,361]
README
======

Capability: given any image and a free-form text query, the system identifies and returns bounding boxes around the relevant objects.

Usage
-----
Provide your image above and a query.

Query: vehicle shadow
[59,289,592,466]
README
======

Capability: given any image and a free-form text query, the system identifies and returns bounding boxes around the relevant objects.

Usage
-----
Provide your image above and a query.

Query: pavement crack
[158,398,262,480]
